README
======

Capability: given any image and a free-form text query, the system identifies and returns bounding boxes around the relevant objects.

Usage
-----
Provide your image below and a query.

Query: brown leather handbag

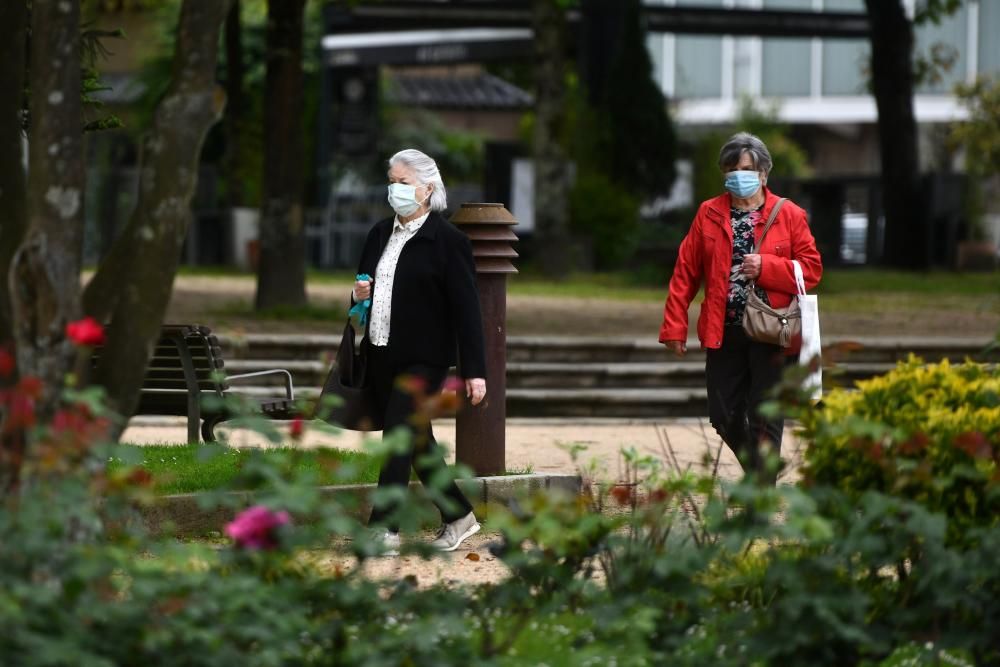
[741,198,801,348]
[315,321,383,431]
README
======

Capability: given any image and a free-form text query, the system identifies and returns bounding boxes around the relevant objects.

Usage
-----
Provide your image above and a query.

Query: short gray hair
[387,149,448,212]
[718,132,773,175]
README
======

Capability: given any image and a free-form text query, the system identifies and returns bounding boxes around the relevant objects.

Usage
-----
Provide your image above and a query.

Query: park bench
[91,324,298,443]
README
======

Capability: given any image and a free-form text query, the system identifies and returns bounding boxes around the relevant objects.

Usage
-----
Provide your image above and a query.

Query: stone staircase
[216,334,998,418]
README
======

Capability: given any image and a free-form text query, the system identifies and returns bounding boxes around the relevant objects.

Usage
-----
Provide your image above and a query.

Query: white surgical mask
[387,183,429,218]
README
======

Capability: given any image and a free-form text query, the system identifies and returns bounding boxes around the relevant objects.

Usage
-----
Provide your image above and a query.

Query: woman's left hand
[465,378,486,406]
[742,253,762,280]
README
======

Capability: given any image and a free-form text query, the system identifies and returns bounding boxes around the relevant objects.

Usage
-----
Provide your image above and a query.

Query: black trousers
[705,325,789,485]
[366,343,473,532]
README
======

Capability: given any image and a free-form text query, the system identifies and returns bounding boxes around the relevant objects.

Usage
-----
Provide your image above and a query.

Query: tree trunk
[0,0,28,345]
[83,0,230,438]
[254,0,307,310]
[224,0,246,208]
[8,0,84,421]
[531,0,573,278]
[865,0,928,269]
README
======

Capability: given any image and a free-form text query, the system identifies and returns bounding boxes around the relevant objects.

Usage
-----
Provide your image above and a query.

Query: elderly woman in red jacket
[660,132,822,484]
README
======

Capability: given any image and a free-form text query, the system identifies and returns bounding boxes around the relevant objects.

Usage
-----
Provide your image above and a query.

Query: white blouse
[367,212,429,346]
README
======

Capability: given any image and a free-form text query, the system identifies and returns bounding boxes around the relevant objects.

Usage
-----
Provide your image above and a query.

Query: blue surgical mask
[387,183,429,217]
[724,170,762,198]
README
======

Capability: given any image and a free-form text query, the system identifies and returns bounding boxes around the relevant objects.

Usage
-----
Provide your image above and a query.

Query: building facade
[646,0,997,174]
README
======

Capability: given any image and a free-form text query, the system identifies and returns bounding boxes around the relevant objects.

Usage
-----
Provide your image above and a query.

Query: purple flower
[225,505,291,550]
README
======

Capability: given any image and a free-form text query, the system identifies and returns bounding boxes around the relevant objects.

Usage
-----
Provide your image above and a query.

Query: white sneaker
[429,512,480,552]
[371,529,400,556]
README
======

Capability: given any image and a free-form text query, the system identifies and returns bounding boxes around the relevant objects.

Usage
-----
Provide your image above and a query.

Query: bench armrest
[227,369,295,401]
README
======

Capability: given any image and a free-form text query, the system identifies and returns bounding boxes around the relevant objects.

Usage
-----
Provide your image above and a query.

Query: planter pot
[956,240,998,272]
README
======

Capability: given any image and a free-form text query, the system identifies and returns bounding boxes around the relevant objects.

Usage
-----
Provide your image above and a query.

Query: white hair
[387,149,448,212]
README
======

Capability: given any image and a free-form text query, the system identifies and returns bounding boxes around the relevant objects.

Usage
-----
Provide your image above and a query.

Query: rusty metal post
[450,203,518,477]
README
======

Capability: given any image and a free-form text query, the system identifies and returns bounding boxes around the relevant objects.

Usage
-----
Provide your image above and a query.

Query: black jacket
[355,211,487,379]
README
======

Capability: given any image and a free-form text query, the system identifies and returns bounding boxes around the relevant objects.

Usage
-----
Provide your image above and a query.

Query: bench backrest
[91,324,229,394]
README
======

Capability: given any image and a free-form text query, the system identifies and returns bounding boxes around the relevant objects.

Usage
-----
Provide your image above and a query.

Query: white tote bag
[793,260,822,401]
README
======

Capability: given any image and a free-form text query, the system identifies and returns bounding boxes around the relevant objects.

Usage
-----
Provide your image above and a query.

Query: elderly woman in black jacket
[353,148,487,555]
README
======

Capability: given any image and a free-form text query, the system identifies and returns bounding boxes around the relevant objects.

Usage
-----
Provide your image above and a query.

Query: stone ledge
[140,473,582,537]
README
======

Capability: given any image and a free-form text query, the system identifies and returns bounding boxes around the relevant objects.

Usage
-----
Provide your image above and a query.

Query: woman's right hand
[663,340,687,357]
[354,278,372,301]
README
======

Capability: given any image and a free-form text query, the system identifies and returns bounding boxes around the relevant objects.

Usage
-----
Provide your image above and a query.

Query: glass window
[822,39,869,95]
[762,39,812,97]
[647,34,666,94]
[822,0,864,12]
[675,36,724,98]
[915,3,968,94]
[761,0,812,97]
[821,0,868,95]
[979,0,1000,76]
[673,0,723,98]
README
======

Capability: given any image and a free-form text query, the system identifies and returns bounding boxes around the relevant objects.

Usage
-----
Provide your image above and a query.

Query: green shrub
[569,169,640,269]
[6,327,1000,665]
[800,356,1000,542]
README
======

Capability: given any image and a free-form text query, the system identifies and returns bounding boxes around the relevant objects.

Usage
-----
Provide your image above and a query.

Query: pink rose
[442,376,465,393]
[224,505,291,550]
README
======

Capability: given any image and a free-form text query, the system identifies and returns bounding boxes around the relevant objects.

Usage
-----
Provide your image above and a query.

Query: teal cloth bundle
[348,273,372,328]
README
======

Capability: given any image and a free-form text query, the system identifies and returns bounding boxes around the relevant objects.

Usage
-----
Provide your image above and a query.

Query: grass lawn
[184,265,999,302]
[508,268,1000,301]
[109,444,381,494]
[172,266,999,337]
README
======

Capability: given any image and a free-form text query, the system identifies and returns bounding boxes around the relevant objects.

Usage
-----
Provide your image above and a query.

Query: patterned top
[368,211,430,346]
[725,206,770,325]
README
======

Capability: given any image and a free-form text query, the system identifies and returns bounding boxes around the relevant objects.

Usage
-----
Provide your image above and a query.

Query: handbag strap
[746,197,786,291]
[750,198,786,253]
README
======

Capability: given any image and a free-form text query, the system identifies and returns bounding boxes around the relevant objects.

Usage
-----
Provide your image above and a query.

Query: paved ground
[123,416,804,485]
[126,416,804,587]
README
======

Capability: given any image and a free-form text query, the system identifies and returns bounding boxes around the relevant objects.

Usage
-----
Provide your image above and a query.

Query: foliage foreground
[1,355,999,666]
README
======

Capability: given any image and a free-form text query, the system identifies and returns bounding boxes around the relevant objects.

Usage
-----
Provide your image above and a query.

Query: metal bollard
[449,203,519,477]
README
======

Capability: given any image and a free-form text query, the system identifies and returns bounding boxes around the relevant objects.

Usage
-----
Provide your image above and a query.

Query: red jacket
[659,188,823,351]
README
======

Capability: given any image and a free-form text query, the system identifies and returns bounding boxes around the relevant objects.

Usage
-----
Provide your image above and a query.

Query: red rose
[17,376,43,399]
[126,467,154,487]
[289,417,305,440]
[954,431,991,460]
[4,394,36,431]
[610,484,635,506]
[51,408,89,434]
[0,348,14,377]
[66,317,105,347]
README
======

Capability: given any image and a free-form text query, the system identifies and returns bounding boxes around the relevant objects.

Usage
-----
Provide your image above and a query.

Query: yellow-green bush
[800,356,1000,542]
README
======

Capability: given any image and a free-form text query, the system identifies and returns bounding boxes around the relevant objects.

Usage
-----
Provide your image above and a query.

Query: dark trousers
[366,343,473,532]
[705,326,789,485]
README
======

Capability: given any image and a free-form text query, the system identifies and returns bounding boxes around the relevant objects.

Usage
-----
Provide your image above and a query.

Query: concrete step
[217,333,999,365]
[225,364,955,418]
[507,388,707,418]
[507,361,707,388]
[224,359,712,389]
[224,358,920,393]
[221,385,708,418]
